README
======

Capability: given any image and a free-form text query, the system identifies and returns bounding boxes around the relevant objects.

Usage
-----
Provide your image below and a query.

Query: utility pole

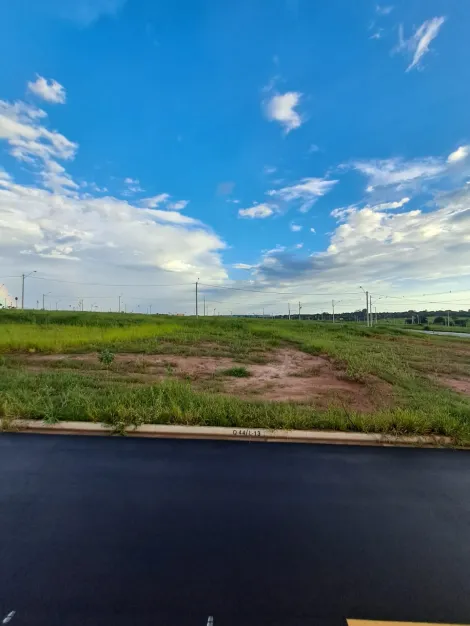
[360,286,369,327]
[118,295,121,313]
[21,270,36,309]
[369,294,373,326]
[288,303,291,320]
[195,279,199,318]
[332,300,335,324]
[447,310,450,327]
[149,304,152,315]
[298,302,302,321]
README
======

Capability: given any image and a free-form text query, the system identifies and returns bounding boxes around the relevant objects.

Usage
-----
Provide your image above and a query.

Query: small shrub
[220,366,251,378]
[98,349,115,367]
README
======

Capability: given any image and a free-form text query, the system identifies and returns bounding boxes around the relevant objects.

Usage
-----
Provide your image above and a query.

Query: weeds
[220,366,251,377]
[0,313,469,443]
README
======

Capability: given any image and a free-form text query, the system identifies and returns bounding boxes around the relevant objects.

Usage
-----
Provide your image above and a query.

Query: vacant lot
[1,310,470,444]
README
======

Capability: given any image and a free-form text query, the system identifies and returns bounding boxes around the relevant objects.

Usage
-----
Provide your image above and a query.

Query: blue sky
[1,0,470,314]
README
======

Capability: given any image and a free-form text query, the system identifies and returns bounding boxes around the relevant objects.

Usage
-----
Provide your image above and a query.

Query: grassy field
[1,310,470,444]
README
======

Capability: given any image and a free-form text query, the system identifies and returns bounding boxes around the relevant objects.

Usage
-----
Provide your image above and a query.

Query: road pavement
[0,434,469,626]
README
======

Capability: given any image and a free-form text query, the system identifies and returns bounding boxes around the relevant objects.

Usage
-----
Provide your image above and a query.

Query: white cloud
[447,145,469,164]
[268,176,338,212]
[0,88,226,313]
[167,200,189,211]
[140,193,170,208]
[394,17,446,72]
[370,31,383,40]
[0,99,77,195]
[233,263,253,270]
[123,177,144,194]
[308,144,319,153]
[376,5,393,16]
[370,197,410,211]
[295,243,303,249]
[248,185,470,300]
[290,223,302,232]
[352,157,445,189]
[310,227,316,233]
[27,76,66,104]
[265,92,302,133]
[238,203,275,219]
[264,165,277,174]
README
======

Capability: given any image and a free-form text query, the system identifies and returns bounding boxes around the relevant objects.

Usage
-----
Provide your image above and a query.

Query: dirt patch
[436,376,470,396]
[18,348,391,412]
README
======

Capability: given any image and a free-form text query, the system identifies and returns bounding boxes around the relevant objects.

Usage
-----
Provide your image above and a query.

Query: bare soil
[437,376,470,397]
[18,348,392,412]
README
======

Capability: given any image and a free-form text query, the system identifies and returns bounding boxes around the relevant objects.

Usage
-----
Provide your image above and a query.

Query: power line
[198,282,362,297]
[28,276,193,287]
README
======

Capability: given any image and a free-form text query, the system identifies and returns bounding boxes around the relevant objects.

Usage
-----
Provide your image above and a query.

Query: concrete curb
[2,420,457,448]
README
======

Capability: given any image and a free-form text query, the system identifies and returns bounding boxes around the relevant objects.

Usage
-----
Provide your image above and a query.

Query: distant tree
[433,316,446,325]
[405,318,413,324]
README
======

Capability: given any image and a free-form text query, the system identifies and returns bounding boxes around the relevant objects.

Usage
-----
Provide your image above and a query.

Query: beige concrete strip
[3,420,454,448]
[346,619,465,626]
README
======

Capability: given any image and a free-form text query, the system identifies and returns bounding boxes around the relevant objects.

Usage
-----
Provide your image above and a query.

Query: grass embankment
[0,310,469,443]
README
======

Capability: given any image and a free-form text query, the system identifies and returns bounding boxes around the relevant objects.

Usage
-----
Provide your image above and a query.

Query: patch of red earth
[437,376,470,396]
[21,349,391,412]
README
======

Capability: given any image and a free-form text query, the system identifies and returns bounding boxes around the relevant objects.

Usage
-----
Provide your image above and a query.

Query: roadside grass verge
[0,368,468,443]
[1,314,470,444]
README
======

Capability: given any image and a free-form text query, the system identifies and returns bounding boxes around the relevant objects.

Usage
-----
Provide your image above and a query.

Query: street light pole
[21,270,36,309]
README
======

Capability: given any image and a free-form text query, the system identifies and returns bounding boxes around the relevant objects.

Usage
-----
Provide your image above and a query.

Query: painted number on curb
[233,429,262,437]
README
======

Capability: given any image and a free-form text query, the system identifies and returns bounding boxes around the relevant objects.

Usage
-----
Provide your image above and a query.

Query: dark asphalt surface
[0,435,469,626]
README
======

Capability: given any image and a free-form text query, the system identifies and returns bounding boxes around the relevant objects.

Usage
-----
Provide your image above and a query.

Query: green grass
[220,366,251,377]
[1,311,469,444]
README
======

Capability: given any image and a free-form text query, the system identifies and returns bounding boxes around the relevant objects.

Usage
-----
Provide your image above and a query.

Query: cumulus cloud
[447,145,469,164]
[0,87,226,312]
[394,17,446,72]
[265,92,302,133]
[310,227,316,233]
[0,98,77,195]
[290,223,302,232]
[268,176,338,212]
[27,76,66,104]
[250,186,470,292]
[238,203,275,219]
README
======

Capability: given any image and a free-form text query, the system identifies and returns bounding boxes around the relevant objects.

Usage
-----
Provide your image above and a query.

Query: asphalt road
[0,434,469,626]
